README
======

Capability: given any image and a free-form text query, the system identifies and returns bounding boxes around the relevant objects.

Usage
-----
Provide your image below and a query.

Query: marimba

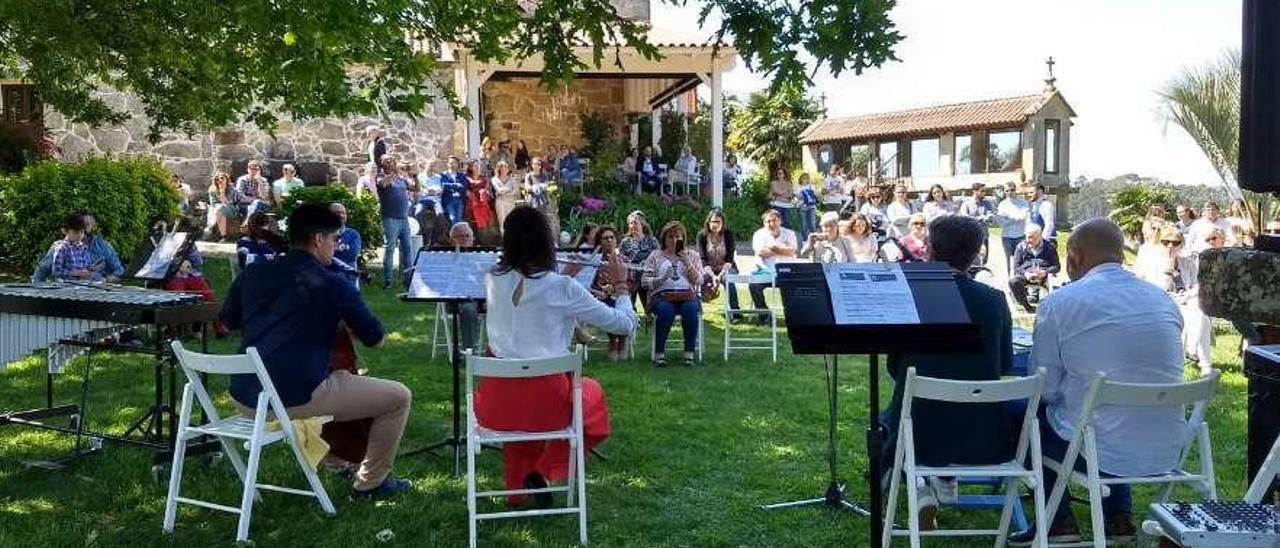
[0,282,218,466]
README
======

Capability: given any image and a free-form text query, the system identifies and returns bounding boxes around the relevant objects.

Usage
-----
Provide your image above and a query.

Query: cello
[321,323,374,463]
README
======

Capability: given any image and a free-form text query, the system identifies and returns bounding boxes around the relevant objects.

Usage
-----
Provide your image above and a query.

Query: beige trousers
[239,371,412,491]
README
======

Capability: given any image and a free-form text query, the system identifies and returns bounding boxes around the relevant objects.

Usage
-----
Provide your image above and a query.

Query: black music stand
[761,262,980,544]
[400,247,498,478]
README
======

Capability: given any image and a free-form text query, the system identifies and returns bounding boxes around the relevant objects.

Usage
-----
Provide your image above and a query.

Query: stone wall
[46,89,455,196]
[481,78,627,155]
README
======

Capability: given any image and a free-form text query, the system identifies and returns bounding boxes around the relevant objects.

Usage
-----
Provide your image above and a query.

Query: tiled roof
[800,93,1058,144]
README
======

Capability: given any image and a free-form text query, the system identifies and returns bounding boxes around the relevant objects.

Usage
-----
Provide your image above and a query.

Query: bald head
[1065,218,1125,280]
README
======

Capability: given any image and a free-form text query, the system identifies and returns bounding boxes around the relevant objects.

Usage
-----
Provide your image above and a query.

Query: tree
[727,84,824,173]
[0,0,902,137]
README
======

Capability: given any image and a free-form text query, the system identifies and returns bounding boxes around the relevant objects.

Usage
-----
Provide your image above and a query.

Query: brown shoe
[1009,511,1081,546]
[1105,512,1136,543]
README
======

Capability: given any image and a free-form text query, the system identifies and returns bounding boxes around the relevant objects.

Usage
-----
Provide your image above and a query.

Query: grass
[0,255,1256,547]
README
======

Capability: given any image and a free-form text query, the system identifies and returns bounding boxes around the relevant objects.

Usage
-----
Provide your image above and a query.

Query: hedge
[0,157,180,273]
[279,185,384,264]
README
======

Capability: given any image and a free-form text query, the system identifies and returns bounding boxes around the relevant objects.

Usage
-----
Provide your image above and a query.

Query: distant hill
[1069,174,1231,222]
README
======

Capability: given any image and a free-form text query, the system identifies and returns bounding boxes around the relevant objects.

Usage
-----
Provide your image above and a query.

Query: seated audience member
[670,146,698,187]
[750,210,797,324]
[558,147,583,187]
[571,222,599,251]
[331,203,362,269]
[642,221,704,367]
[843,213,880,263]
[220,204,411,499]
[921,184,957,221]
[882,215,1014,530]
[236,160,272,220]
[900,213,930,261]
[589,225,632,360]
[1009,218,1185,545]
[886,184,918,237]
[33,211,126,283]
[697,209,739,312]
[619,211,659,315]
[414,159,445,245]
[237,212,286,269]
[48,214,103,281]
[637,146,661,194]
[271,163,306,207]
[859,186,888,227]
[207,172,242,241]
[801,212,856,263]
[478,206,636,507]
[1007,224,1060,313]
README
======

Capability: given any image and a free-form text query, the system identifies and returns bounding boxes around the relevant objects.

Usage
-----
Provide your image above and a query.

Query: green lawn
[0,257,1255,547]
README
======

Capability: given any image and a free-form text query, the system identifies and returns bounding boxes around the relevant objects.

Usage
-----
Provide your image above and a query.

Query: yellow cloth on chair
[265,417,331,469]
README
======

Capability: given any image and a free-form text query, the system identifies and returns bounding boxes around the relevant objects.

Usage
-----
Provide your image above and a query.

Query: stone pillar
[711,71,724,208]
[629,121,639,150]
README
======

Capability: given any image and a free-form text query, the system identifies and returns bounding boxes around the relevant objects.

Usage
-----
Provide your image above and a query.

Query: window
[1044,120,1060,174]
[817,144,833,174]
[986,130,1022,172]
[954,134,973,175]
[1,84,41,125]
[849,144,870,176]
[910,137,940,177]
[878,141,898,179]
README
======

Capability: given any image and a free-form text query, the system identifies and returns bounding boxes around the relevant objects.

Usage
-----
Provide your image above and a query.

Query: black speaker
[1240,0,1280,192]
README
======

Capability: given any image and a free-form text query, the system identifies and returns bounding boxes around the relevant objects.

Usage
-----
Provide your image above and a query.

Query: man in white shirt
[1025,183,1058,246]
[749,210,797,324]
[1010,218,1184,545]
[995,181,1029,274]
[1187,201,1237,252]
[272,163,306,206]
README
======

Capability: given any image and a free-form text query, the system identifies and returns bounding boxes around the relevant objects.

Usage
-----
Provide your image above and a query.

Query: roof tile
[800,94,1053,144]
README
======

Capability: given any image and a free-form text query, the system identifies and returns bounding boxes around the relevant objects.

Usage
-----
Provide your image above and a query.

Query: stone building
[0,0,738,206]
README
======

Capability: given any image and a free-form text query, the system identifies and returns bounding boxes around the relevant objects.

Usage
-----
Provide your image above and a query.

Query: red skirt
[164,276,228,336]
[467,195,494,230]
[473,374,611,499]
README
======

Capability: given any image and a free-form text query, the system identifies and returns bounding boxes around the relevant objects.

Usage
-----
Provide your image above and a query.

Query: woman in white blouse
[491,160,519,233]
[641,221,704,367]
[843,213,880,263]
[885,183,917,237]
[477,206,637,507]
[921,184,958,221]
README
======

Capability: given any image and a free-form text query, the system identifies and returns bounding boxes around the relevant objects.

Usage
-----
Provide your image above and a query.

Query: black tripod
[761,354,871,514]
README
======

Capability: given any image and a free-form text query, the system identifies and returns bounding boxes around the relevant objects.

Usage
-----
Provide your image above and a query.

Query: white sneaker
[929,477,959,505]
[914,478,938,530]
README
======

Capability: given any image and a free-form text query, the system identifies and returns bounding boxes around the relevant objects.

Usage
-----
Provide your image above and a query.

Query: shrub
[278,184,384,264]
[1107,185,1177,240]
[0,157,180,273]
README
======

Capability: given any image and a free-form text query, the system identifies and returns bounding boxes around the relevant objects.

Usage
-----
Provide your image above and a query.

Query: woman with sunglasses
[858,186,888,228]
[900,213,930,261]
[1136,225,1213,375]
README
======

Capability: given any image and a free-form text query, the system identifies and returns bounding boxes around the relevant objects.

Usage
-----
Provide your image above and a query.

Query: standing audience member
[750,210,797,325]
[522,157,559,236]
[886,183,917,237]
[1174,205,1197,234]
[271,163,306,207]
[619,211,660,315]
[330,203,362,271]
[465,159,495,238]
[922,184,957,221]
[697,209,739,312]
[796,173,820,242]
[491,160,519,232]
[1008,218,1184,545]
[477,206,635,507]
[589,225,632,361]
[356,163,379,197]
[843,213,880,263]
[439,156,468,228]
[1007,225,1059,313]
[1187,202,1237,251]
[206,172,242,241]
[722,156,742,198]
[642,221,703,367]
[1141,206,1168,245]
[236,212,286,269]
[414,159,444,246]
[996,181,1030,273]
[221,204,411,499]
[376,157,415,290]
[513,140,531,172]
[1136,225,1216,374]
[881,215,1014,530]
[822,165,848,211]
[801,212,856,264]
[364,126,387,168]
[1025,183,1058,248]
[960,184,995,223]
[768,168,796,230]
[900,214,930,261]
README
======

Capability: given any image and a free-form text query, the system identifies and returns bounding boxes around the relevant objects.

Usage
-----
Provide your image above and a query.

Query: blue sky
[652,0,1242,187]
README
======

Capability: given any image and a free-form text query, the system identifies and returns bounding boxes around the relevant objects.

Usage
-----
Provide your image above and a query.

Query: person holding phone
[641,221,703,367]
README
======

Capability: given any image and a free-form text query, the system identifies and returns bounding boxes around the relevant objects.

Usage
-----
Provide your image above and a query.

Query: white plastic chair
[1042,369,1221,548]
[650,312,704,363]
[465,347,589,548]
[883,368,1050,548]
[432,302,487,361]
[163,341,335,543]
[722,273,778,363]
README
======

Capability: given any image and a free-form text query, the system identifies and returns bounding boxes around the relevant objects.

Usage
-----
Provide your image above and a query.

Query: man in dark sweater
[220,204,412,499]
[1008,224,1061,313]
[880,215,1014,530]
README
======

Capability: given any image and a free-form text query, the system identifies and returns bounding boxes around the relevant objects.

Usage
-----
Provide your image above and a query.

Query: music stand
[761,262,980,544]
[400,247,499,478]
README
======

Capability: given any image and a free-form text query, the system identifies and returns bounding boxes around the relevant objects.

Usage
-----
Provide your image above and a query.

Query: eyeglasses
[1160,240,1181,247]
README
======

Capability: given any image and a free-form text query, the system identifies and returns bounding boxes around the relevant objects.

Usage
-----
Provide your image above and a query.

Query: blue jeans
[798,208,816,242]
[382,217,413,286]
[1011,402,1131,522]
[652,298,701,354]
[443,201,464,228]
[1001,236,1024,275]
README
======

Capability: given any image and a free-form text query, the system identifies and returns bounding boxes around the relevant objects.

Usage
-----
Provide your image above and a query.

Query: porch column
[711,70,724,208]
[651,108,662,154]
[463,65,493,157]
[630,121,639,150]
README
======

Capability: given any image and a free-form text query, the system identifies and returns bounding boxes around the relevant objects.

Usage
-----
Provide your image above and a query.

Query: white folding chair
[582,328,635,362]
[650,313,704,363]
[163,341,335,543]
[722,273,778,363]
[465,347,589,548]
[1043,370,1221,548]
[883,368,1050,548]
[432,302,487,360]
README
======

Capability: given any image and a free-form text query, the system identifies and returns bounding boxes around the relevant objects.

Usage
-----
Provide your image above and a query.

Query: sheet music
[133,232,189,279]
[407,251,499,300]
[823,263,920,325]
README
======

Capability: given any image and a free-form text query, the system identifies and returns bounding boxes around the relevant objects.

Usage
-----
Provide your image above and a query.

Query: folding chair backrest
[907,368,1045,406]
[466,347,583,379]
[1094,370,1220,409]
[724,273,774,286]
[170,341,288,419]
